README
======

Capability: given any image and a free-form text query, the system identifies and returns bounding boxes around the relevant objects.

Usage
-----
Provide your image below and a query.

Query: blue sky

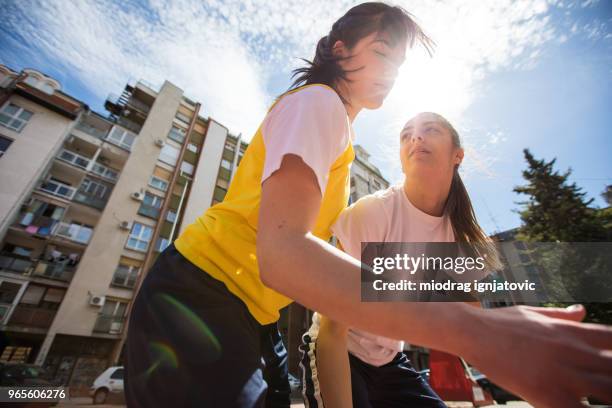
[1,0,610,235]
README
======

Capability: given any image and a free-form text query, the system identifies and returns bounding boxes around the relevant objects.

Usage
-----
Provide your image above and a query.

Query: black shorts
[300,331,446,408]
[125,243,290,407]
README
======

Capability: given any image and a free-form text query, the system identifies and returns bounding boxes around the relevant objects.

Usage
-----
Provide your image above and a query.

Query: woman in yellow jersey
[125,2,612,407]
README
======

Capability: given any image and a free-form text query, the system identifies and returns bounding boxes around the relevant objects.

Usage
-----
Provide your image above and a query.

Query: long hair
[423,113,503,271]
[288,2,434,102]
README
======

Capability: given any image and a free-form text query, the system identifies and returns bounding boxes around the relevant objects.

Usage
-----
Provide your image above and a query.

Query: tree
[513,149,611,324]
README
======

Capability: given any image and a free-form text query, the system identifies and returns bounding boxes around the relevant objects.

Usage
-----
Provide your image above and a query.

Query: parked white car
[89,366,124,404]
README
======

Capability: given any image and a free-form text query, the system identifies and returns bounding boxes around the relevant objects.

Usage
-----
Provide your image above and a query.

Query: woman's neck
[335,82,360,122]
[403,173,453,217]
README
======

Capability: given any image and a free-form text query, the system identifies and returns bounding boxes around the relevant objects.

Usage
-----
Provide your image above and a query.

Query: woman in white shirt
[300,111,500,407]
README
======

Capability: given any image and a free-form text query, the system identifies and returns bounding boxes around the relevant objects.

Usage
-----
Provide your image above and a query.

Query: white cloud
[1,0,576,179]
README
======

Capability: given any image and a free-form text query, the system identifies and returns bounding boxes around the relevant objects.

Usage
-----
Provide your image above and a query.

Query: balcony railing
[39,180,76,200]
[90,162,119,182]
[126,96,151,114]
[32,260,76,283]
[73,191,108,210]
[57,148,91,170]
[112,117,141,134]
[54,222,93,245]
[93,314,125,334]
[74,122,108,140]
[8,306,56,329]
[0,253,34,275]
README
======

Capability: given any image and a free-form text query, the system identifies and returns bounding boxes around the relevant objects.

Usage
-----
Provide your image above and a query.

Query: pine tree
[514,149,606,242]
[513,149,611,324]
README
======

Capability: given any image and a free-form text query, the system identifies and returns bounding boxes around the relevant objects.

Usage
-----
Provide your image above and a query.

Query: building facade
[0,67,247,394]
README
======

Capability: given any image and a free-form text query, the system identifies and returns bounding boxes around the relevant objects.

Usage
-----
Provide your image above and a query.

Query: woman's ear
[332,40,347,58]
[455,148,464,165]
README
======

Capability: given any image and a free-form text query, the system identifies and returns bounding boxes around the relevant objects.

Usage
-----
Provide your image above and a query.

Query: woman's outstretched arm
[257,154,612,407]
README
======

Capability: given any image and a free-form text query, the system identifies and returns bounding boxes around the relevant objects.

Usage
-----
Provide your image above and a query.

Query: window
[213,186,227,203]
[149,176,168,192]
[143,192,163,208]
[40,82,55,95]
[81,179,107,199]
[112,263,140,288]
[168,125,186,144]
[180,161,194,176]
[220,159,232,170]
[155,237,170,252]
[0,103,33,132]
[20,285,45,306]
[186,143,198,153]
[138,192,163,219]
[218,167,231,181]
[216,178,229,189]
[166,210,177,223]
[224,141,235,152]
[126,222,153,252]
[175,112,191,126]
[0,135,12,158]
[101,299,127,316]
[158,144,179,166]
[106,127,135,150]
[24,76,39,88]
[222,148,234,161]
[110,368,124,380]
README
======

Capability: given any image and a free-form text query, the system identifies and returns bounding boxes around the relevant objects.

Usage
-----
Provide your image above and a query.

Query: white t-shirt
[261,84,354,194]
[331,183,456,366]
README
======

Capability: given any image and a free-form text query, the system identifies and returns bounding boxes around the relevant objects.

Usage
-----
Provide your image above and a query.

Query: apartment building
[0,67,248,394]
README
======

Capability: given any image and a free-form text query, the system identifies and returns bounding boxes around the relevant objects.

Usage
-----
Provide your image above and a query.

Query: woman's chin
[364,96,386,109]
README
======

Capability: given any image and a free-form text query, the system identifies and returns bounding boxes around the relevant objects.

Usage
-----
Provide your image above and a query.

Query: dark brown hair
[417,112,502,271]
[289,2,434,100]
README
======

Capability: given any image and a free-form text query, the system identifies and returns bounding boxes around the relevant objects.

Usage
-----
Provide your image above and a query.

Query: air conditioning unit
[89,294,105,307]
[119,220,132,230]
[131,191,144,201]
[109,321,123,334]
[155,139,165,147]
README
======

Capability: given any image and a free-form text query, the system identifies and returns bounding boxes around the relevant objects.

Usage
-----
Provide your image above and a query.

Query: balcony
[39,179,76,200]
[137,204,160,219]
[0,253,34,275]
[8,305,56,329]
[57,148,91,170]
[116,117,141,134]
[93,314,125,335]
[14,214,59,238]
[75,122,108,140]
[73,192,107,210]
[53,222,93,245]
[90,162,119,182]
[104,126,137,151]
[31,260,76,283]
